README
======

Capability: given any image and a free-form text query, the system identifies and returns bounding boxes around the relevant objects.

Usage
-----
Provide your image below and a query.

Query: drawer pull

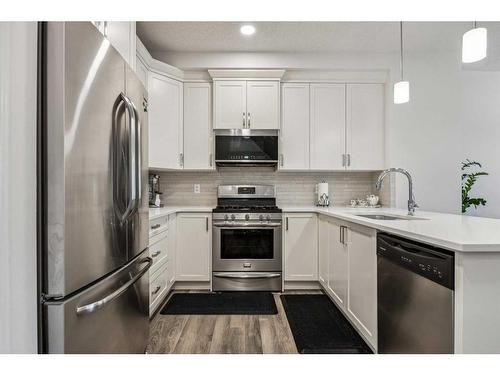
[152,285,161,295]
[151,224,161,230]
[151,250,162,258]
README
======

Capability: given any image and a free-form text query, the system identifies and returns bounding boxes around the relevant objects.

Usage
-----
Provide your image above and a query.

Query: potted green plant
[462,159,488,213]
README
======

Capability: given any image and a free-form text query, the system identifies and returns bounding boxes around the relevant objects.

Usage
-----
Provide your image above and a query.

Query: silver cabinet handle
[209,153,213,167]
[152,285,161,295]
[103,21,108,37]
[286,217,289,231]
[206,217,209,231]
[179,153,184,167]
[151,250,161,258]
[76,257,152,315]
[342,154,346,167]
[151,223,161,230]
[340,226,343,244]
[280,154,284,167]
[247,112,251,128]
[213,272,281,279]
[242,112,246,128]
[347,154,351,167]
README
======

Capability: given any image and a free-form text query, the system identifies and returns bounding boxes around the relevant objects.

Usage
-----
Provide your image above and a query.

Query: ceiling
[136,21,490,54]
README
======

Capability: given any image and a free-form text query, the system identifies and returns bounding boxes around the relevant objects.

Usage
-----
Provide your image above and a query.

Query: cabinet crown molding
[208,69,286,80]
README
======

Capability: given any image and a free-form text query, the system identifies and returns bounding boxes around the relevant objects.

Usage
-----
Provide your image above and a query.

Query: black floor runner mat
[161,292,278,315]
[280,294,373,354]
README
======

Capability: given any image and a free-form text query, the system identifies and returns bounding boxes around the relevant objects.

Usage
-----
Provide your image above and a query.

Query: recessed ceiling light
[240,25,256,36]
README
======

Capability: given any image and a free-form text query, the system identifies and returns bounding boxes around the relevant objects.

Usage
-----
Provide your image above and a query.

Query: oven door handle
[213,272,281,279]
[213,222,282,228]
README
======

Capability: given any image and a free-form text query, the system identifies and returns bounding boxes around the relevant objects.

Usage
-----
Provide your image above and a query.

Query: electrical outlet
[194,184,201,194]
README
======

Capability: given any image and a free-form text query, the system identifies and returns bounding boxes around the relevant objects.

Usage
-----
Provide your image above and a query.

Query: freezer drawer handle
[75,257,152,316]
[213,272,281,279]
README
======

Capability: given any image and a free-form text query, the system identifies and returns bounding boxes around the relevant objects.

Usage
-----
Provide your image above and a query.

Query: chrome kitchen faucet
[376,168,419,215]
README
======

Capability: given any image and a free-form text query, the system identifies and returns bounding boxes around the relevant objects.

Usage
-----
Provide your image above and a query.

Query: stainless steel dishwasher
[377,233,454,354]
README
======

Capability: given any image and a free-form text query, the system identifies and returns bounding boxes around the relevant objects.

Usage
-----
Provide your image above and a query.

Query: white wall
[0,22,38,353]
[154,25,500,218]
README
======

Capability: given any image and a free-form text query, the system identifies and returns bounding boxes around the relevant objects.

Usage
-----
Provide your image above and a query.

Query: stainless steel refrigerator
[40,22,150,353]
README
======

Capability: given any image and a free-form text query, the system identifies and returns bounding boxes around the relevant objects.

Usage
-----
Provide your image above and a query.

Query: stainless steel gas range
[212,185,282,291]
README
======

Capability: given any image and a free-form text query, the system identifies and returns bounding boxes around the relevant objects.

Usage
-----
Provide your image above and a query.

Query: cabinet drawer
[149,264,168,308]
[149,215,168,236]
[149,234,168,274]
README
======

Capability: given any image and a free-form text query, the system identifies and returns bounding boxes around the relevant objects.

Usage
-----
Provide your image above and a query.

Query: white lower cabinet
[148,213,176,316]
[149,261,170,317]
[317,214,378,351]
[345,224,377,349]
[318,215,329,287]
[283,213,318,281]
[327,220,348,309]
[176,213,211,281]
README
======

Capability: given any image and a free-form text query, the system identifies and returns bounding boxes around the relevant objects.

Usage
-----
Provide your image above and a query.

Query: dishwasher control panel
[377,233,454,290]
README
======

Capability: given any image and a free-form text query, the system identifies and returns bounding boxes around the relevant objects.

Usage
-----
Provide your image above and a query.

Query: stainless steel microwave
[214,130,279,167]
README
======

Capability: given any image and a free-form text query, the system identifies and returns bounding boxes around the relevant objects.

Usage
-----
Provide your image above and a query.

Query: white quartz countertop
[150,205,500,252]
[282,206,500,253]
[149,206,213,220]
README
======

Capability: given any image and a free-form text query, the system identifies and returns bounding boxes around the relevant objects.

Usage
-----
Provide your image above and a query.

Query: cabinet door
[183,82,213,170]
[103,22,136,70]
[310,84,346,170]
[284,214,318,281]
[318,216,329,287]
[246,81,280,130]
[327,221,348,310]
[176,213,211,281]
[148,72,183,169]
[135,56,148,88]
[280,83,310,170]
[346,84,385,170]
[214,81,247,129]
[346,225,377,348]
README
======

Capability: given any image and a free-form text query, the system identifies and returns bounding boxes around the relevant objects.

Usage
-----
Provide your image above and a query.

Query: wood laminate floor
[147,290,322,354]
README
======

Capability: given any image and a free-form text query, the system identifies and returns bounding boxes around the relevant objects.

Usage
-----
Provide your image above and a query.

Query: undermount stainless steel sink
[356,214,428,221]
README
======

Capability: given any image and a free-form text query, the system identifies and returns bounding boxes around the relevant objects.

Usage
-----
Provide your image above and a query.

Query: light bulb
[394,81,410,104]
[462,27,487,63]
[240,25,256,36]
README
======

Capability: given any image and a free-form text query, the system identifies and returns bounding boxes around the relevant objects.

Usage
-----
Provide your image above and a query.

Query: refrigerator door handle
[75,257,152,316]
[130,98,141,208]
[120,93,138,222]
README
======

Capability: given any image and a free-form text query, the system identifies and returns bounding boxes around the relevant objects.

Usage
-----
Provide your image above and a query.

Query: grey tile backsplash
[154,168,393,208]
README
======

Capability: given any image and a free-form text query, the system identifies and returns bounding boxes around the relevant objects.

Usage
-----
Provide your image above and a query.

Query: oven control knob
[230,214,235,221]
[245,214,250,221]
[266,215,271,222]
[259,214,264,222]
[224,214,229,221]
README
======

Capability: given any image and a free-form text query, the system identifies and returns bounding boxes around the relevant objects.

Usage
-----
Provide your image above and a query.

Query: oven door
[212,223,282,272]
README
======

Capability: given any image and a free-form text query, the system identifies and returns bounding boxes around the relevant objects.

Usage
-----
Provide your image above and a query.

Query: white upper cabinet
[283,213,318,281]
[135,56,148,89]
[214,80,280,130]
[176,213,211,281]
[148,72,183,169]
[346,84,385,170]
[93,22,136,70]
[246,81,280,130]
[310,84,346,170]
[214,81,247,129]
[183,82,213,170]
[280,83,310,170]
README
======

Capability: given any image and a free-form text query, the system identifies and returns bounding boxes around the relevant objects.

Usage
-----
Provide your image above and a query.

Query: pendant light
[394,21,409,104]
[462,21,487,63]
